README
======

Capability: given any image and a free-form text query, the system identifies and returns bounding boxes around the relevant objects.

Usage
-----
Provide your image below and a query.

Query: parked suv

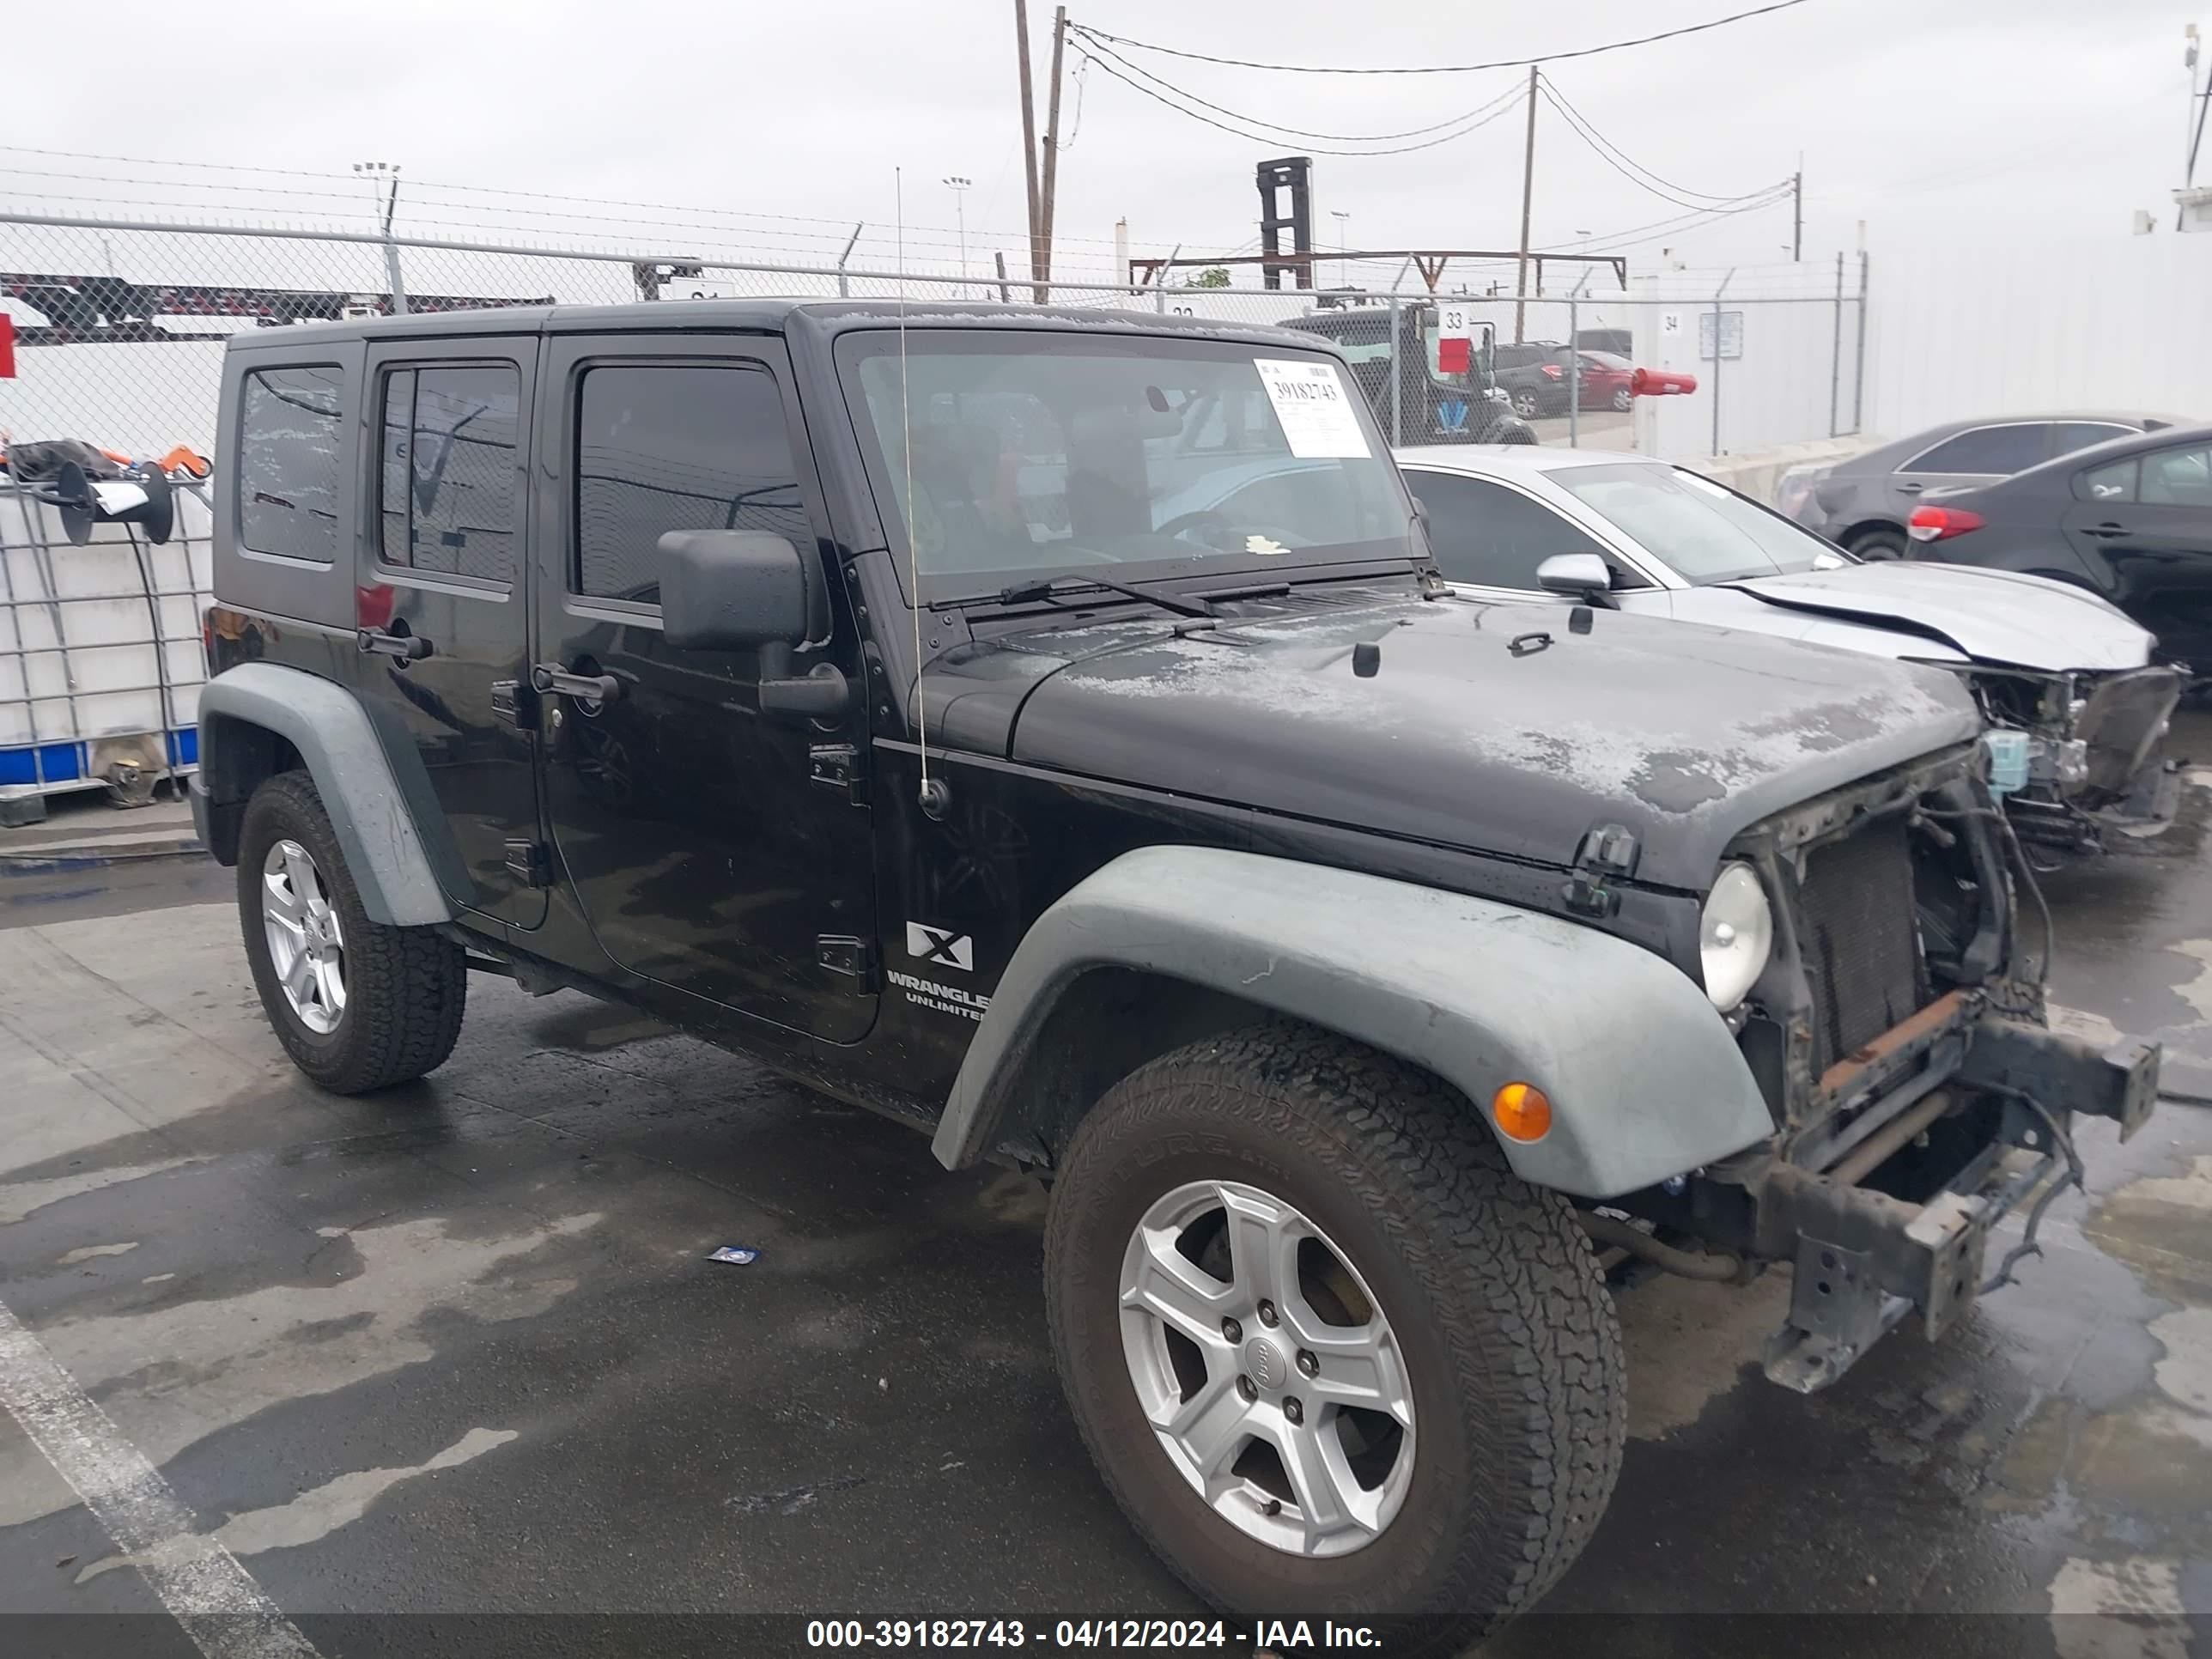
[1281,303,1535,445]
[1492,341,1583,419]
[196,301,2157,1642]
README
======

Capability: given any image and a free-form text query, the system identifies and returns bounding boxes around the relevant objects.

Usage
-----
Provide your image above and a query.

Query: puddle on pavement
[1974,1156,2212,1613]
[0,1207,602,1529]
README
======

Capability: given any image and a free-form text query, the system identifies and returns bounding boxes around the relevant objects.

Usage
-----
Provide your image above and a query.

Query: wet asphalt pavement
[3,722,2211,1659]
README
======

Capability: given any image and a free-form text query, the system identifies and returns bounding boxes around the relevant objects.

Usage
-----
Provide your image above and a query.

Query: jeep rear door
[530,332,878,1042]
[354,334,548,929]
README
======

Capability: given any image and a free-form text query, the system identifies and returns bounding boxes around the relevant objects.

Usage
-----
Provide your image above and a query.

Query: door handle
[532,664,622,707]
[357,626,433,661]
[2081,523,2129,539]
[1895,481,1925,495]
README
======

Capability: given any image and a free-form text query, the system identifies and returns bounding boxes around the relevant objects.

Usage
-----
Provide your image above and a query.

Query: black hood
[921,590,1980,891]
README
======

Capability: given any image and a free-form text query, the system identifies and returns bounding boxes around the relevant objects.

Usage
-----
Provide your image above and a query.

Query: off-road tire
[1849,526,1909,561]
[236,770,465,1094]
[1045,1023,1624,1646]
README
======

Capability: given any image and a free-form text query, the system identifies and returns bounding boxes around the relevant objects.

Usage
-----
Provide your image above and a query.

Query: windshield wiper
[976,574,1216,619]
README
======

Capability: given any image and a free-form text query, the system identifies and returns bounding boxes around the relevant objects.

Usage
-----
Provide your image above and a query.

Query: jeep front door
[531,335,877,1042]
[355,337,547,929]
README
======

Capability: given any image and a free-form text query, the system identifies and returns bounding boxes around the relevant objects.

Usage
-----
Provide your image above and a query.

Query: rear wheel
[1510,389,1541,419]
[1610,387,1632,413]
[236,770,466,1094]
[1045,1024,1623,1644]
[1849,526,1909,561]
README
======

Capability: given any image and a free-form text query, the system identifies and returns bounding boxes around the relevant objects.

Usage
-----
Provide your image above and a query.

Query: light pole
[353,161,406,314]
[1331,210,1350,288]
[945,175,974,285]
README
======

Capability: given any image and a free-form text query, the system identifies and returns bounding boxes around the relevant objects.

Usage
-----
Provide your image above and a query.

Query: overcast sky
[3,0,2203,289]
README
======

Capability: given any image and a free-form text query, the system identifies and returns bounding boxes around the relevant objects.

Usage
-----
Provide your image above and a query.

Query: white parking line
[0,1295,320,1659]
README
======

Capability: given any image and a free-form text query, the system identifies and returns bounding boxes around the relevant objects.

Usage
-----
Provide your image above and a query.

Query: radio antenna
[896,167,944,819]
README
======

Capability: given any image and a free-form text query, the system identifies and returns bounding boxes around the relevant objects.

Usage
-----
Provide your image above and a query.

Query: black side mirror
[659,530,813,651]
[659,529,848,720]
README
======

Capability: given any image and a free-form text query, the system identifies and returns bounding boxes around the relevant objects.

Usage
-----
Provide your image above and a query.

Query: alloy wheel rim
[262,838,346,1034]
[1118,1179,1416,1558]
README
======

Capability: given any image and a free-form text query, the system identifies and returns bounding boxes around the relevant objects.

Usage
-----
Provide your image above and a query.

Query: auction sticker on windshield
[1253,358,1370,460]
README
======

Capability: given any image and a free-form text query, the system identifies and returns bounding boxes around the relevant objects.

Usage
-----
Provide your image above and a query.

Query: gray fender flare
[196,662,457,927]
[931,846,1772,1200]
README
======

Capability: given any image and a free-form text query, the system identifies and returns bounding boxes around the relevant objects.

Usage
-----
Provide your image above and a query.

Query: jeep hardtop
[196,299,2158,1643]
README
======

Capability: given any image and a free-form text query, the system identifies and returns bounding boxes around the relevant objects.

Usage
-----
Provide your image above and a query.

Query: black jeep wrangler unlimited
[195,301,2157,1641]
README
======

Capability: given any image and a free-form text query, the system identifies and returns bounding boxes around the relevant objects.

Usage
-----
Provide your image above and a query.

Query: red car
[1574,350,1636,412]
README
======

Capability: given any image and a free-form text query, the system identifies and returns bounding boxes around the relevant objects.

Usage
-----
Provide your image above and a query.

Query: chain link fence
[3,210,1869,473]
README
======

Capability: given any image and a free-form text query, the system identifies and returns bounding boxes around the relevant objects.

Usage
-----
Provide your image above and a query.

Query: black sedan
[1778,410,2191,559]
[1907,422,2212,666]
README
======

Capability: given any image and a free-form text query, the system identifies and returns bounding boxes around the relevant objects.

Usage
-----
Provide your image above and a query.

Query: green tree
[1190,267,1231,289]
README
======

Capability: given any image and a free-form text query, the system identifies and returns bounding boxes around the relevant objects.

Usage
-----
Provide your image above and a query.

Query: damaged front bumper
[1997,665,2183,847]
[1660,1009,2159,1394]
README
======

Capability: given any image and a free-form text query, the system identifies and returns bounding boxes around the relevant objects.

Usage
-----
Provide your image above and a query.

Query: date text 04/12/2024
[803,1620,1384,1650]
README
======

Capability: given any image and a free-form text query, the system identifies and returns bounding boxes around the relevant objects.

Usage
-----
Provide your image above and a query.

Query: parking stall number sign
[1435,304,1477,377]
[1254,358,1370,459]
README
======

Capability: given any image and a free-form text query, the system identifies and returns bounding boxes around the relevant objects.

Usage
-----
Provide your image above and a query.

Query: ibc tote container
[0,477,214,825]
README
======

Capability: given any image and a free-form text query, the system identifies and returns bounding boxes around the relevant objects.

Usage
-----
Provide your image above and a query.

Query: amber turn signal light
[1492,1082,1552,1143]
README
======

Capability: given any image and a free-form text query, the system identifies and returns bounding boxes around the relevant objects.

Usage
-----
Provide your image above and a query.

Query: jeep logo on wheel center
[191,295,2160,1642]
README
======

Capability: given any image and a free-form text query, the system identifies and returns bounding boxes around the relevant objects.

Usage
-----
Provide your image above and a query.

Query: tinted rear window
[237,366,343,561]
[2052,421,2138,453]
[1902,424,2050,476]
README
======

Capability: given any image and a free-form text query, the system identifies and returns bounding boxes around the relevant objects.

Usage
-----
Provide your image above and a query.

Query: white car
[1398,444,2181,848]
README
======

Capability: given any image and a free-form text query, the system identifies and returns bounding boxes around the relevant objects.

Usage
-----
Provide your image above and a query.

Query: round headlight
[1699,862,1773,1012]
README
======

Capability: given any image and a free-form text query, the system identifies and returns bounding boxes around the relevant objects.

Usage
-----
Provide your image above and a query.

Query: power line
[1070,1,1814,76]
[1535,185,1796,256]
[0,143,1147,253]
[1535,76,1777,209]
[1074,48,1528,155]
[1076,33,1526,143]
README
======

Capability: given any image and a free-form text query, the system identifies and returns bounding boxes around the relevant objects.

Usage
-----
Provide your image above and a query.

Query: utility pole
[1037,5,1069,301]
[1513,65,1539,343]
[1015,1,1043,298]
[1792,167,1803,261]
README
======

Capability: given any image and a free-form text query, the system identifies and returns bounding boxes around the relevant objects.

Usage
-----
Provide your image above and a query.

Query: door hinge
[504,838,555,888]
[817,934,875,980]
[1563,823,1639,919]
[808,742,867,804]
[490,679,540,730]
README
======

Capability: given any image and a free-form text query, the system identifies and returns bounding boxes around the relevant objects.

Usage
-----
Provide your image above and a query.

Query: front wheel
[1611,387,1632,412]
[236,770,466,1094]
[1045,1025,1624,1642]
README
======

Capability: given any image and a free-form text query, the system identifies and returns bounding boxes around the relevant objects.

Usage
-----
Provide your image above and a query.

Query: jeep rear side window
[377,364,523,583]
[238,366,343,561]
[573,364,807,605]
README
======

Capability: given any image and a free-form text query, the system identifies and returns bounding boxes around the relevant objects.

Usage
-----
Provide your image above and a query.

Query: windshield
[1553,463,1842,582]
[842,332,1416,594]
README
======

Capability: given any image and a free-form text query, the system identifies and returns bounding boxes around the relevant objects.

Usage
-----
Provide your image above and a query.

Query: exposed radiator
[1797,816,1928,1075]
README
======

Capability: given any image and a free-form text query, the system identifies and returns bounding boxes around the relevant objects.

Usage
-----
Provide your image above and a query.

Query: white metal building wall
[1862,234,2212,439]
